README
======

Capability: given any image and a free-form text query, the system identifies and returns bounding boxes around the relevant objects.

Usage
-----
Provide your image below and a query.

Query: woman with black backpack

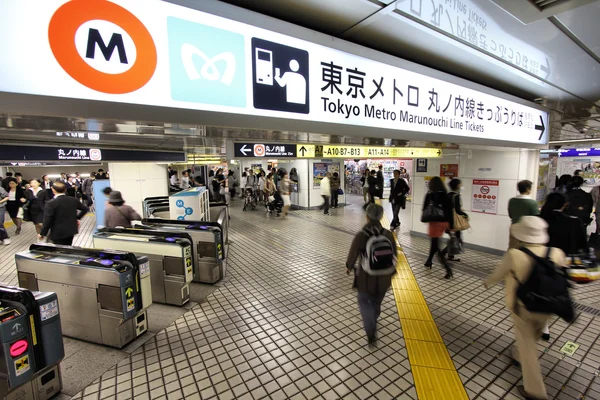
[421,176,453,279]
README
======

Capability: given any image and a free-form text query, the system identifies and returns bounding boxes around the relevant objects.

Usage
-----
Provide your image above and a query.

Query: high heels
[424,261,432,268]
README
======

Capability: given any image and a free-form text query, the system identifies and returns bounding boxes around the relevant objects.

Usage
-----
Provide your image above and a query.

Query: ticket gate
[0,285,64,400]
[210,203,229,246]
[138,217,227,284]
[93,228,193,306]
[143,197,169,219]
[15,244,151,349]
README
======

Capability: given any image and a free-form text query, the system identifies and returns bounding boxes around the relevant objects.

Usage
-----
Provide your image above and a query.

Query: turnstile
[15,244,151,348]
[143,197,169,219]
[210,203,230,246]
[138,216,227,284]
[0,285,64,400]
[93,228,193,306]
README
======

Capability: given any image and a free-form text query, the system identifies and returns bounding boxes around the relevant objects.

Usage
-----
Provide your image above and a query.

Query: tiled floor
[4,195,600,399]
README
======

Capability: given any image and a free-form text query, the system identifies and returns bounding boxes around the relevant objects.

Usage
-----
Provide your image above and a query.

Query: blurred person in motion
[508,180,539,249]
[104,191,141,228]
[6,178,27,235]
[280,172,293,219]
[96,169,108,180]
[539,192,587,342]
[555,174,571,194]
[360,169,370,205]
[443,178,469,262]
[389,169,410,230]
[1,172,14,191]
[565,175,593,227]
[39,182,89,246]
[484,216,565,400]
[320,172,331,215]
[0,185,10,245]
[376,165,384,198]
[363,170,379,210]
[330,172,340,209]
[227,170,238,201]
[82,172,96,208]
[422,176,453,279]
[345,204,397,346]
[26,179,47,235]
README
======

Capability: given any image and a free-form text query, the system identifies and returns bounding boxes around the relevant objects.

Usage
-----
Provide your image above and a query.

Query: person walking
[508,180,539,249]
[565,175,593,226]
[227,170,238,201]
[38,182,89,246]
[26,179,46,235]
[422,176,453,279]
[363,170,379,210]
[104,191,142,228]
[360,170,369,205]
[180,171,191,190]
[0,185,10,245]
[484,216,565,400]
[330,172,340,209]
[376,165,384,198]
[345,204,397,345]
[257,171,266,203]
[389,169,410,230]
[280,172,292,219]
[82,172,95,208]
[444,178,469,262]
[320,172,331,215]
[6,178,27,235]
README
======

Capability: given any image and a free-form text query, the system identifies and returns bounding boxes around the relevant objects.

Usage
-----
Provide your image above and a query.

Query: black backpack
[515,248,574,322]
[361,228,397,276]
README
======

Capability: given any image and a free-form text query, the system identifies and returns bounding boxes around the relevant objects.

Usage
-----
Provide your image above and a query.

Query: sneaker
[3,239,10,245]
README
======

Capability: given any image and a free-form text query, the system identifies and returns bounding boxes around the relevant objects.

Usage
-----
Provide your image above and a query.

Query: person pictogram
[274,59,306,105]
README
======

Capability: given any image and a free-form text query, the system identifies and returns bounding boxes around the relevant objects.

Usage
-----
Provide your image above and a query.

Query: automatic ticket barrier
[138,217,227,284]
[15,244,151,349]
[0,285,64,400]
[93,228,193,306]
[143,197,169,219]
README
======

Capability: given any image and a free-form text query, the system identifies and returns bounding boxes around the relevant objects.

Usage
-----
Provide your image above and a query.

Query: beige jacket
[485,244,566,311]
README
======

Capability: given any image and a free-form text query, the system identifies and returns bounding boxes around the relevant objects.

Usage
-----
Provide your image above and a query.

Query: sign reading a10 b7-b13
[0,0,548,145]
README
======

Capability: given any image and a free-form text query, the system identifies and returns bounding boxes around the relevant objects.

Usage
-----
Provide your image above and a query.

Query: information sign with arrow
[560,341,579,356]
[234,143,297,158]
[297,144,315,158]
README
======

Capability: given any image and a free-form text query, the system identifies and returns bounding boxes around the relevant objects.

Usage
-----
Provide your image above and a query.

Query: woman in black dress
[26,179,47,234]
[6,178,27,235]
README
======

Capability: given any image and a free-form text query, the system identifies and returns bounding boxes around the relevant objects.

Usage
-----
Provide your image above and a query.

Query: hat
[108,191,124,204]
[511,216,548,244]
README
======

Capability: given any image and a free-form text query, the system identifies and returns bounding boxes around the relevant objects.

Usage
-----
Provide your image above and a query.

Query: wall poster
[471,179,499,214]
[440,164,459,179]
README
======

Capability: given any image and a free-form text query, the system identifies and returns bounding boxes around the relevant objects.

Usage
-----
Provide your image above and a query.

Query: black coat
[543,210,588,255]
[40,195,89,241]
[423,191,453,226]
[389,178,409,208]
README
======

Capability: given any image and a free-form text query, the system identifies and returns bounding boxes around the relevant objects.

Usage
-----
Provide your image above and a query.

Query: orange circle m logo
[48,0,157,94]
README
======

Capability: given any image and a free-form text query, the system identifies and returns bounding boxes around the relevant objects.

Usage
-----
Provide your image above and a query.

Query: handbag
[448,232,463,255]
[451,194,470,231]
[421,197,445,223]
[337,188,344,195]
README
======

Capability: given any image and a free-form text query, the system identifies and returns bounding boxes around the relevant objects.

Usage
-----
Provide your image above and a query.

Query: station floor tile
[3,194,600,399]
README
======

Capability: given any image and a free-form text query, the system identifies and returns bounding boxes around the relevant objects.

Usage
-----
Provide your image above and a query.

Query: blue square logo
[167,17,246,107]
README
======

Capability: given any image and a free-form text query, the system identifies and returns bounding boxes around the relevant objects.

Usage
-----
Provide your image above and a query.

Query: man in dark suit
[38,182,89,246]
[376,165,384,198]
[389,170,410,230]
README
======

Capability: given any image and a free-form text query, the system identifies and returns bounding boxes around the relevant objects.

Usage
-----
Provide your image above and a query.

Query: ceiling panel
[554,1,600,58]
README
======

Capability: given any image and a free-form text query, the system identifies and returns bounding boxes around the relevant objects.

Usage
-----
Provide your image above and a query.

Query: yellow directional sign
[560,341,579,356]
[296,144,314,158]
[321,145,442,158]
[125,287,133,298]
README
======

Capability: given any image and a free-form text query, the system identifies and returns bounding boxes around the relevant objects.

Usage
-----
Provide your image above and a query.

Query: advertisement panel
[0,0,548,145]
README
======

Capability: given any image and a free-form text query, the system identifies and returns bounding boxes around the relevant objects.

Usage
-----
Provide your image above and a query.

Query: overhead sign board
[234,143,296,158]
[0,145,186,162]
[321,146,442,158]
[558,148,600,157]
[0,0,548,145]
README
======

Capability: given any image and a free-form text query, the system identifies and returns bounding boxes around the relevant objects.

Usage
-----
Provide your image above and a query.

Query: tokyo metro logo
[48,0,157,94]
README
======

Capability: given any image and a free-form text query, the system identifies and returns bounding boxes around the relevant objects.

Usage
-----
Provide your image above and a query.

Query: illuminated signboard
[558,148,600,157]
[0,0,548,145]
[321,146,442,158]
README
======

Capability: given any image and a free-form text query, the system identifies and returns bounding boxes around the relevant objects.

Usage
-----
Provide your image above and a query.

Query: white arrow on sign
[240,145,251,156]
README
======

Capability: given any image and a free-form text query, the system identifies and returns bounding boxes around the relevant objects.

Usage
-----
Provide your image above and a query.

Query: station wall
[108,162,169,215]
[410,147,540,253]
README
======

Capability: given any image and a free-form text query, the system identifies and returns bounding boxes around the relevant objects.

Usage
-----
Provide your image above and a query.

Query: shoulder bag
[421,195,445,223]
[452,194,470,231]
